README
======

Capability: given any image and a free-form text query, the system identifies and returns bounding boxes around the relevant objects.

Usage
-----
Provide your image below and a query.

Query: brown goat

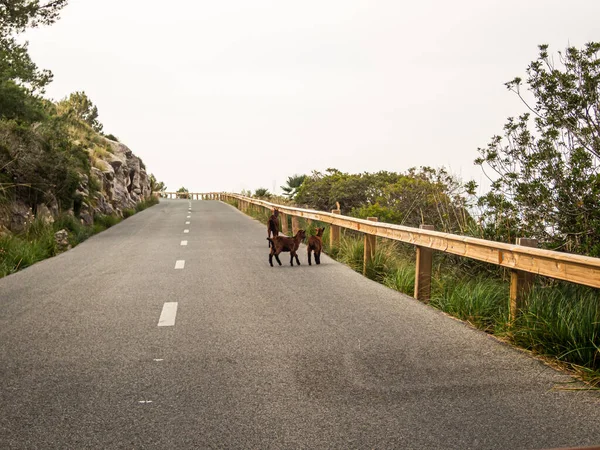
[267,208,279,247]
[307,227,324,265]
[267,229,306,267]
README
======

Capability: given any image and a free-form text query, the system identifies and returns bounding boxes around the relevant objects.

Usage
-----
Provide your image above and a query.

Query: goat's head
[296,229,306,241]
[273,208,279,217]
[315,227,325,237]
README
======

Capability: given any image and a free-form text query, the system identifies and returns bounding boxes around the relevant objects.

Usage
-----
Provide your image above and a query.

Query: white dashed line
[184,229,189,233]
[158,302,178,327]
[185,221,190,225]
[181,240,188,246]
[187,215,191,218]
[175,260,185,269]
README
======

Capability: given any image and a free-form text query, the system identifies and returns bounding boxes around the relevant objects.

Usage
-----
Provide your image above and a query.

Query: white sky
[24,0,600,195]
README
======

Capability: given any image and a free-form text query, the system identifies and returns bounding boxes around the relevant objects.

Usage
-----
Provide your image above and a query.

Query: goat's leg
[274,253,282,266]
[307,249,312,266]
[290,252,300,266]
[269,253,274,267]
[316,251,321,265]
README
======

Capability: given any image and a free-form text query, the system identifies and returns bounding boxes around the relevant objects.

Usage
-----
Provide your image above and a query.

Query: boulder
[54,229,71,252]
[93,193,114,216]
[79,202,94,226]
[10,202,34,233]
[36,203,54,225]
[0,224,11,237]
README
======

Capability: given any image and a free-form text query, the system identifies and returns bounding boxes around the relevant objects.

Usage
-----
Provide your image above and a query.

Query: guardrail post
[363,217,378,276]
[292,216,300,236]
[280,212,289,235]
[330,207,341,248]
[414,224,435,303]
[510,238,538,322]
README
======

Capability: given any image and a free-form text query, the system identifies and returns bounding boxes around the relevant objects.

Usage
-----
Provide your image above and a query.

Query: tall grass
[430,275,509,333]
[512,284,600,372]
[383,262,415,296]
[0,223,57,275]
[0,197,158,278]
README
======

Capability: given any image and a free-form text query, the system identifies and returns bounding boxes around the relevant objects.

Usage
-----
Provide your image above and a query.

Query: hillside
[0,111,152,235]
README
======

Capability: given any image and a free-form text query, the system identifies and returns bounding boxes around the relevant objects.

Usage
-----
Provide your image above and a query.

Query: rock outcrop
[91,139,151,214]
[0,137,151,233]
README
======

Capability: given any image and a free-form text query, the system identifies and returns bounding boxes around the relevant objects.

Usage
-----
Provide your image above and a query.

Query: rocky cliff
[84,138,152,224]
[0,137,151,235]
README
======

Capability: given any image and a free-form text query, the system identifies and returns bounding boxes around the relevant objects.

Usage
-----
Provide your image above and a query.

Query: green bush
[135,196,159,212]
[94,214,121,229]
[122,208,135,218]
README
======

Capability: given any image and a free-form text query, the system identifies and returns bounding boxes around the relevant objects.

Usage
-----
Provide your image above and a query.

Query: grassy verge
[0,196,159,278]
[234,201,600,386]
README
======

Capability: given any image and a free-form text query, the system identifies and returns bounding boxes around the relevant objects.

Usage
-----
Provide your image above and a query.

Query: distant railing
[220,193,600,322]
[157,192,220,200]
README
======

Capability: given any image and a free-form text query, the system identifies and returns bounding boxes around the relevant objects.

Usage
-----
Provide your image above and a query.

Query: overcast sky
[24,0,600,194]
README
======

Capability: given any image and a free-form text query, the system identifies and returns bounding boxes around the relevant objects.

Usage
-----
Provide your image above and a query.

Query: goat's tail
[267,237,274,248]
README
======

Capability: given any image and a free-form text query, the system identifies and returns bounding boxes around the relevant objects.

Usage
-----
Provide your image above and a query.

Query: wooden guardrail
[221,193,600,321]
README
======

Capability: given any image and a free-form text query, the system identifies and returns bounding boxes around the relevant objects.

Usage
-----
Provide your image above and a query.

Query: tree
[0,1,68,122]
[352,167,473,232]
[295,167,473,233]
[57,91,103,132]
[280,174,306,199]
[253,187,271,199]
[176,186,189,199]
[149,174,165,194]
[0,0,68,91]
[476,43,600,255]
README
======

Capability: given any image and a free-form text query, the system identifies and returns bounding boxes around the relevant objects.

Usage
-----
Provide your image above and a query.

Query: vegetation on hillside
[0,196,158,278]
[0,1,164,276]
[0,0,163,215]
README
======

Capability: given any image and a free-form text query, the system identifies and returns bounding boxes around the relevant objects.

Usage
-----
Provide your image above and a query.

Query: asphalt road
[1,199,599,449]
